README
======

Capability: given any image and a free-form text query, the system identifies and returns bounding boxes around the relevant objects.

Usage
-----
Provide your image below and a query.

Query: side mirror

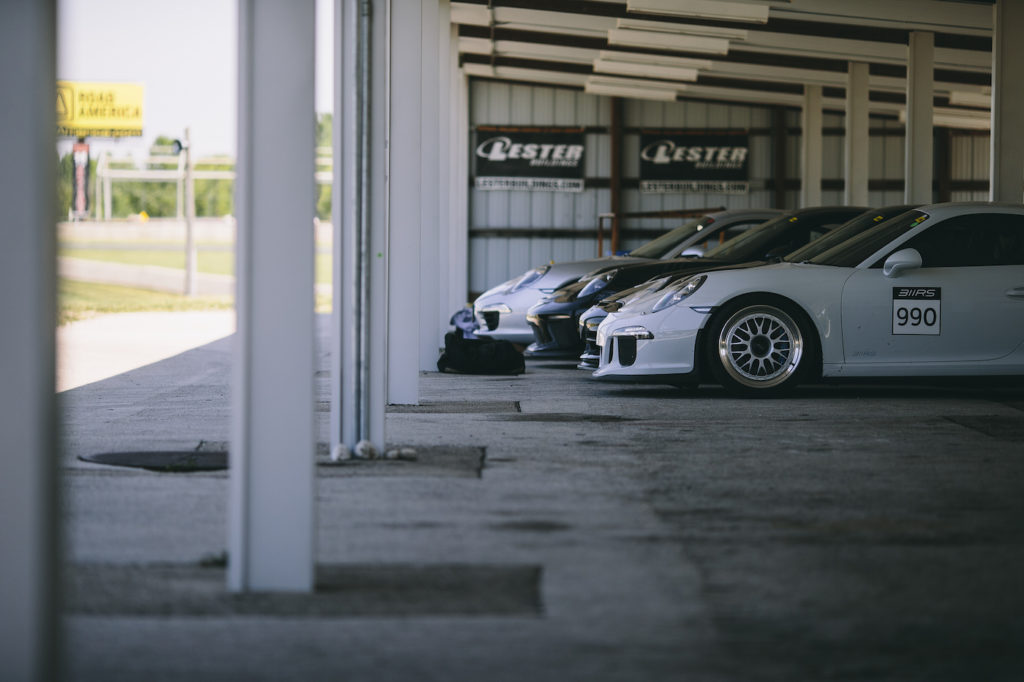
[883,248,922,278]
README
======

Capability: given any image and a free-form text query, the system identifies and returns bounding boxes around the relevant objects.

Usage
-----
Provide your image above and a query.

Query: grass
[59,279,332,326]
[59,246,333,284]
[58,280,233,326]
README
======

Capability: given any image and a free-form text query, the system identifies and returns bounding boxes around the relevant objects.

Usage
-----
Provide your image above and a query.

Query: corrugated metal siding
[469,80,780,292]
[467,79,996,294]
[950,132,990,202]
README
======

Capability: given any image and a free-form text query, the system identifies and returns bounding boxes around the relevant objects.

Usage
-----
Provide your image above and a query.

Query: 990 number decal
[892,287,940,335]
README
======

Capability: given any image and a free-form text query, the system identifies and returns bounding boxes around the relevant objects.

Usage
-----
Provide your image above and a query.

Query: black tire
[705,298,818,396]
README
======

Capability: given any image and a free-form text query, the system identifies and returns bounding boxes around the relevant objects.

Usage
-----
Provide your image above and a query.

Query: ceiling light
[598,50,712,70]
[616,17,748,40]
[585,75,681,101]
[608,28,730,55]
[585,81,679,102]
[947,91,991,109]
[457,37,492,56]
[494,41,599,64]
[626,0,769,24]
[493,7,615,38]
[593,58,699,82]
[450,2,491,26]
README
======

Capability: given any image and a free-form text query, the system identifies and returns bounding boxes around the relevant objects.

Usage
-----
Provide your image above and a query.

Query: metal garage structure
[2,1,1023,679]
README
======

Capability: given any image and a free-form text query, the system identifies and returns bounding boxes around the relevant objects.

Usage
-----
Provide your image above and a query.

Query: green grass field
[59,280,331,326]
[59,247,333,284]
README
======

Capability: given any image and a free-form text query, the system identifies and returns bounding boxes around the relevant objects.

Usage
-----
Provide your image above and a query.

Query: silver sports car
[594,202,1024,394]
[472,208,780,344]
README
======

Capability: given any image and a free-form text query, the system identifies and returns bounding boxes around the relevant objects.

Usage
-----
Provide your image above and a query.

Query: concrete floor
[60,314,1024,681]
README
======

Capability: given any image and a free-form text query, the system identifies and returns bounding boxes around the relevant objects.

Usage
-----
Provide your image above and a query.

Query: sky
[57,0,334,160]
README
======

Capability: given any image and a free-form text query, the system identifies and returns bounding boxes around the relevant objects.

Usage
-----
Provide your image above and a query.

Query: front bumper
[592,309,706,382]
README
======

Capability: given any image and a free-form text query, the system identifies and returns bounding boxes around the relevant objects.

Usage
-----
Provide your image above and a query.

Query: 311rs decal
[892,287,941,335]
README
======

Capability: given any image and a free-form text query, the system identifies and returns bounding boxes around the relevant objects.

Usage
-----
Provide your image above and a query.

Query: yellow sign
[56,81,144,138]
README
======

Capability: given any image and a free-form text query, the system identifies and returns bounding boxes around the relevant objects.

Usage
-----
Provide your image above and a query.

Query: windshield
[628,217,708,259]
[783,206,916,263]
[701,213,793,260]
[809,210,929,267]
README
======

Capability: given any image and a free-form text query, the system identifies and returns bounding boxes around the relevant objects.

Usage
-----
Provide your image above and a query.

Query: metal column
[800,84,823,207]
[990,1,1024,202]
[905,31,934,204]
[419,0,441,372]
[387,0,423,405]
[230,0,316,593]
[334,0,388,454]
[0,1,59,679]
[845,62,870,206]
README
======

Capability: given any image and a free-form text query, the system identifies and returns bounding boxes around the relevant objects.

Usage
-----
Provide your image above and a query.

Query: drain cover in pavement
[78,451,227,472]
[387,400,521,413]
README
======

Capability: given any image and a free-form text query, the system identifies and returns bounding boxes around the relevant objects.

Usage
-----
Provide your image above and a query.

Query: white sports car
[594,202,1024,394]
[472,208,779,345]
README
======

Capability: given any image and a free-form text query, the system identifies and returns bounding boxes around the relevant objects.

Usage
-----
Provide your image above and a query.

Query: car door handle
[1007,287,1024,300]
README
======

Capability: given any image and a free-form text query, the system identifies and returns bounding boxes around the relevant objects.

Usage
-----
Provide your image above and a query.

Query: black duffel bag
[437,332,525,375]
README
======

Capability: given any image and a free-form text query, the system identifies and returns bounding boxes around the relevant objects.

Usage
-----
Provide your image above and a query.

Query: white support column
[419,0,441,371]
[0,2,59,680]
[437,0,453,329]
[905,31,934,204]
[450,39,470,310]
[990,1,1024,203]
[800,84,823,207]
[230,0,316,593]
[845,61,870,206]
[387,0,422,405]
[334,0,388,453]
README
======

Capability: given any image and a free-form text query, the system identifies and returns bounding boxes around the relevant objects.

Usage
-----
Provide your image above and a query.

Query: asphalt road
[60,314,1024,681]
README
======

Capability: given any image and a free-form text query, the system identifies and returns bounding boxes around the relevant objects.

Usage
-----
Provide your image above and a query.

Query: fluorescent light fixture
[948,91,992,109]
[458,37,493,55]
[495,67,589,88]
[898,107,991,131]
[585,81,679,102]
[462,63,495,78]
[493,7,615,38]
[608,28,730,55]
[598,50,712,70]
[450,2,491,26]
[585,75,681,101]
[593,58,698,82]
[494,40,600,64]
[627,0,769,24]
[616,17,748,40]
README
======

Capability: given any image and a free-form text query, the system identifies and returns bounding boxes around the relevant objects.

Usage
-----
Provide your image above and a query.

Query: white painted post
[437,0,454,333]
[0,1,60,680]
[418,0,441,371]
[845,62,870,206]
[905,31,934,204]
[449,23,470,315]
[184,128,197,296]
[990,2,1024,203]
[387,0,422,406]
[230,0,316,593]
[801,84,823,207]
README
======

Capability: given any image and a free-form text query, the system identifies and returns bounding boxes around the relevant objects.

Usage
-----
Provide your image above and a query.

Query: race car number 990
[892,287,940,335]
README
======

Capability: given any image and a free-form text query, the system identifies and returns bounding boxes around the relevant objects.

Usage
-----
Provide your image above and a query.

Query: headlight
[613,325,654,340]
[652,275,706,313]
[579,269,618,298]
[508,265,550,293]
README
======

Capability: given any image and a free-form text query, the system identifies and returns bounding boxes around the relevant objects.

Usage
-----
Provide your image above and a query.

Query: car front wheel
[706,299,816,395]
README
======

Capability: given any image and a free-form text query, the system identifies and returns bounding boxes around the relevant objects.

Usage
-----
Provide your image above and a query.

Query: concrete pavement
[59,312,1024,681]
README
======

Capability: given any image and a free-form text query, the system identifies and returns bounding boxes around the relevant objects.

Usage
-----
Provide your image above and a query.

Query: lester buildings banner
[640,130,750,194]
[474,126,585,192]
